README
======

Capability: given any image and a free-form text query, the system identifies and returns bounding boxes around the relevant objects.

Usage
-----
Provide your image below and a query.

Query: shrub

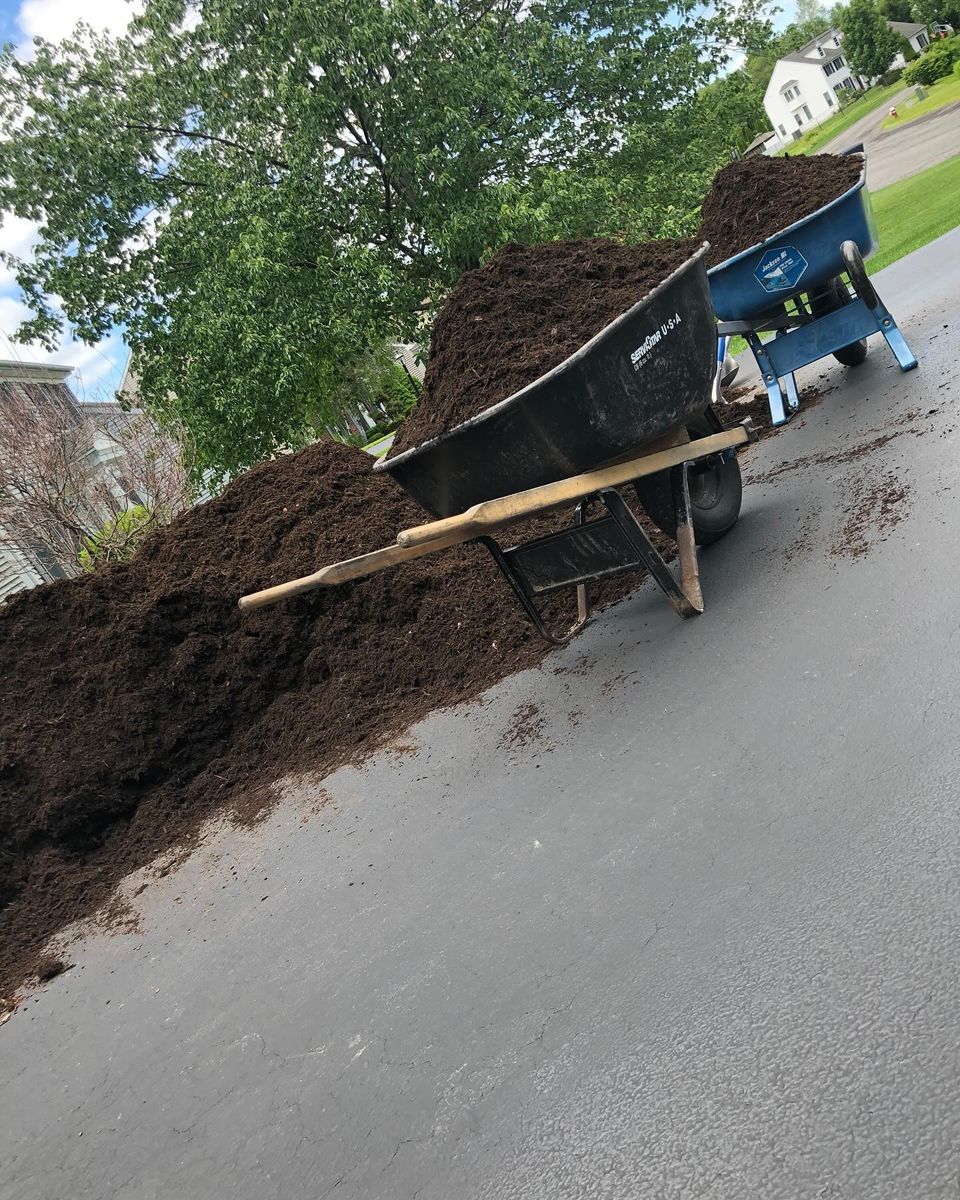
[878,67,904,85]
[904,36,960,84]
[379,363,419,423]
[78,505,158,570]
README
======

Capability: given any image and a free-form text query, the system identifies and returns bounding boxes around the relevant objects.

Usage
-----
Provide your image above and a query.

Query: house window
[803,104,812,119]
[917,31,928,46]
[824,56,845,76]
[795,112,804,125]
[778,123,787,136]
[824,91,834,106]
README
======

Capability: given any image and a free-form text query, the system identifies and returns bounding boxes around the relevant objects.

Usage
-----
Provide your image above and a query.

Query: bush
[878,67,904,85]
[78,506,157,570]
[954,57,960,76]
[379,362,419,423]
[904,36,960,85]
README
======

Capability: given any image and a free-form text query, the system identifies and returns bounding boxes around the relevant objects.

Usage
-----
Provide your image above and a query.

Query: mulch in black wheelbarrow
[699,153,862,267]
[389,237,700,456]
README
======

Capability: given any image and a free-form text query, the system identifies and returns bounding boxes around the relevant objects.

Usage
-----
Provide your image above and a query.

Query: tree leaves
[0,0,760,480]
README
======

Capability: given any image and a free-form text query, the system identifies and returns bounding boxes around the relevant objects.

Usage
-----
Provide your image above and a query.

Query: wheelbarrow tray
[374,245,717,518]
[707,156,876,322]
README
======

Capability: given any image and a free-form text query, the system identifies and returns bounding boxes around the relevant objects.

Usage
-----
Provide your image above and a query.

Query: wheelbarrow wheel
[634,416,743,547]
[808,277,868,367]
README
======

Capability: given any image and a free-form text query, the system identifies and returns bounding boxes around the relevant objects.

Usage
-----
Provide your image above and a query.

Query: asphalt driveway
[4,230,960,1200]
[821,91,960,188]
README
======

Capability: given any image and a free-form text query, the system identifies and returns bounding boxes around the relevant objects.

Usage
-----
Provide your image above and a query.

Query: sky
[0,0,138,400]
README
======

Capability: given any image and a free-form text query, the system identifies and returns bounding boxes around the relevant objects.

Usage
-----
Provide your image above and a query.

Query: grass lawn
[880,72,960,128]
[779,82,904,155]
[868,151,960,273]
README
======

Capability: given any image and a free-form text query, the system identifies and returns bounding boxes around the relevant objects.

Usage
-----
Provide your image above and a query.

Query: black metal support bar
[477,535,589,646]
[479,474,714,643]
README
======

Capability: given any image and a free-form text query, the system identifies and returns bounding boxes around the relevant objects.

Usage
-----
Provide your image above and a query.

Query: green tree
[0,0,758,482]
[912,0,957,22]
[840,0,903,75]
[796,0,831,25]
[878,0,915,20]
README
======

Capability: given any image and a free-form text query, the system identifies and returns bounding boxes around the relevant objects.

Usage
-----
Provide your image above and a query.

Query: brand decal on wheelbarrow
[755,245,808,293]
[630,312,682,372]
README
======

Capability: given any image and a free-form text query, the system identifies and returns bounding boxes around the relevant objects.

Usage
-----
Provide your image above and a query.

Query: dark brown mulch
[699,153,862,267]
[389,237,700,456]
[0,439,670,1006]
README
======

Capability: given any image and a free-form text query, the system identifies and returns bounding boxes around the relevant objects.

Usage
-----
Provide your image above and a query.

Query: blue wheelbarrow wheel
[808,277,868,367]
[634,414,743,547]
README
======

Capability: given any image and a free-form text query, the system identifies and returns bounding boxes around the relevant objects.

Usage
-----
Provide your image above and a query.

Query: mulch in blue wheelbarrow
[699,153,862,267]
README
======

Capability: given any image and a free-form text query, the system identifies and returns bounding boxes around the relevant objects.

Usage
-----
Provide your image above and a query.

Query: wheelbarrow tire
[634,417,743,547]
[809,277,868,367]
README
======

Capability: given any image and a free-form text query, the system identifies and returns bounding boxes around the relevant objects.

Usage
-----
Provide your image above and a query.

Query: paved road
[5,231,960,1199]
[820,85,914,155]
[821,91,960,188]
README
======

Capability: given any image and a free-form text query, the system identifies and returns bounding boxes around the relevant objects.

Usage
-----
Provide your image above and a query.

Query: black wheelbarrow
[239,246,756,642]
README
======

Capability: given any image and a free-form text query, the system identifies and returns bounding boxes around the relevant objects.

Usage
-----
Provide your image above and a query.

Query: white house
[887,20,931,66]
[763,28,869,152]
[0,361,78,600]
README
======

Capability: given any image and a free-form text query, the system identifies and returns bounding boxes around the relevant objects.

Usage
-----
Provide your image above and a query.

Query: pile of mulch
[699,153,862,266]
[0,439,673,1005]
[389,237,700,455]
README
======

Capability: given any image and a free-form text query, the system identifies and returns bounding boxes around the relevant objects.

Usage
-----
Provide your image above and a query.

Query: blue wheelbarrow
[707,150,917,425]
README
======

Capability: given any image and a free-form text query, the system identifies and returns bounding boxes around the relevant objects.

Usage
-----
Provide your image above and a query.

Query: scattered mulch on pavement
[699,154,862,266]
[0,440,660,1008]
[748,431,904,486]
[831,473,912,560]
[389,237,700,455]
[498,702,546,751]
[34,954,69,983]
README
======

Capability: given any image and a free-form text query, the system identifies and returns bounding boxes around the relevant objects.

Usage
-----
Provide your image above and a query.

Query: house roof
[0,359,73,386]
[744,130,776,153]
[887,20,927,36]
[780,46,843,65]
[787,26,840,59]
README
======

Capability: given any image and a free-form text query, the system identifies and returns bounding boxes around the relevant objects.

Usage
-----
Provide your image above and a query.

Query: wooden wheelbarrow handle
[396,425,750,548]
[238,531,468,610]
[238,423,752,611]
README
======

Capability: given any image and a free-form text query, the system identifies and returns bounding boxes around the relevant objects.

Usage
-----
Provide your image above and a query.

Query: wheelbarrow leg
[841,240,917,372]
[601,483,703,618]
[672,463,704,615]
[748,331,797,427]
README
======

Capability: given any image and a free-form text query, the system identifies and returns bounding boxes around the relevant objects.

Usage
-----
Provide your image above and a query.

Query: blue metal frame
[734,280,917,426]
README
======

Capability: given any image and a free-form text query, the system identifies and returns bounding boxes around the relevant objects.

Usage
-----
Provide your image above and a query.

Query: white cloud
[0,212,39,260]
[17,0,141,43]
[0,295,127,398]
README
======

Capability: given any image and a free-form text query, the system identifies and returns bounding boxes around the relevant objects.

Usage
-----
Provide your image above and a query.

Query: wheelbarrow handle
[238,531,468,610]
[396,426,751,549]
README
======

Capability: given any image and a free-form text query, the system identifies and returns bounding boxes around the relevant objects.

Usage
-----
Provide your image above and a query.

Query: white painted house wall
[763,29,868,152]
[887,20,931,68]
